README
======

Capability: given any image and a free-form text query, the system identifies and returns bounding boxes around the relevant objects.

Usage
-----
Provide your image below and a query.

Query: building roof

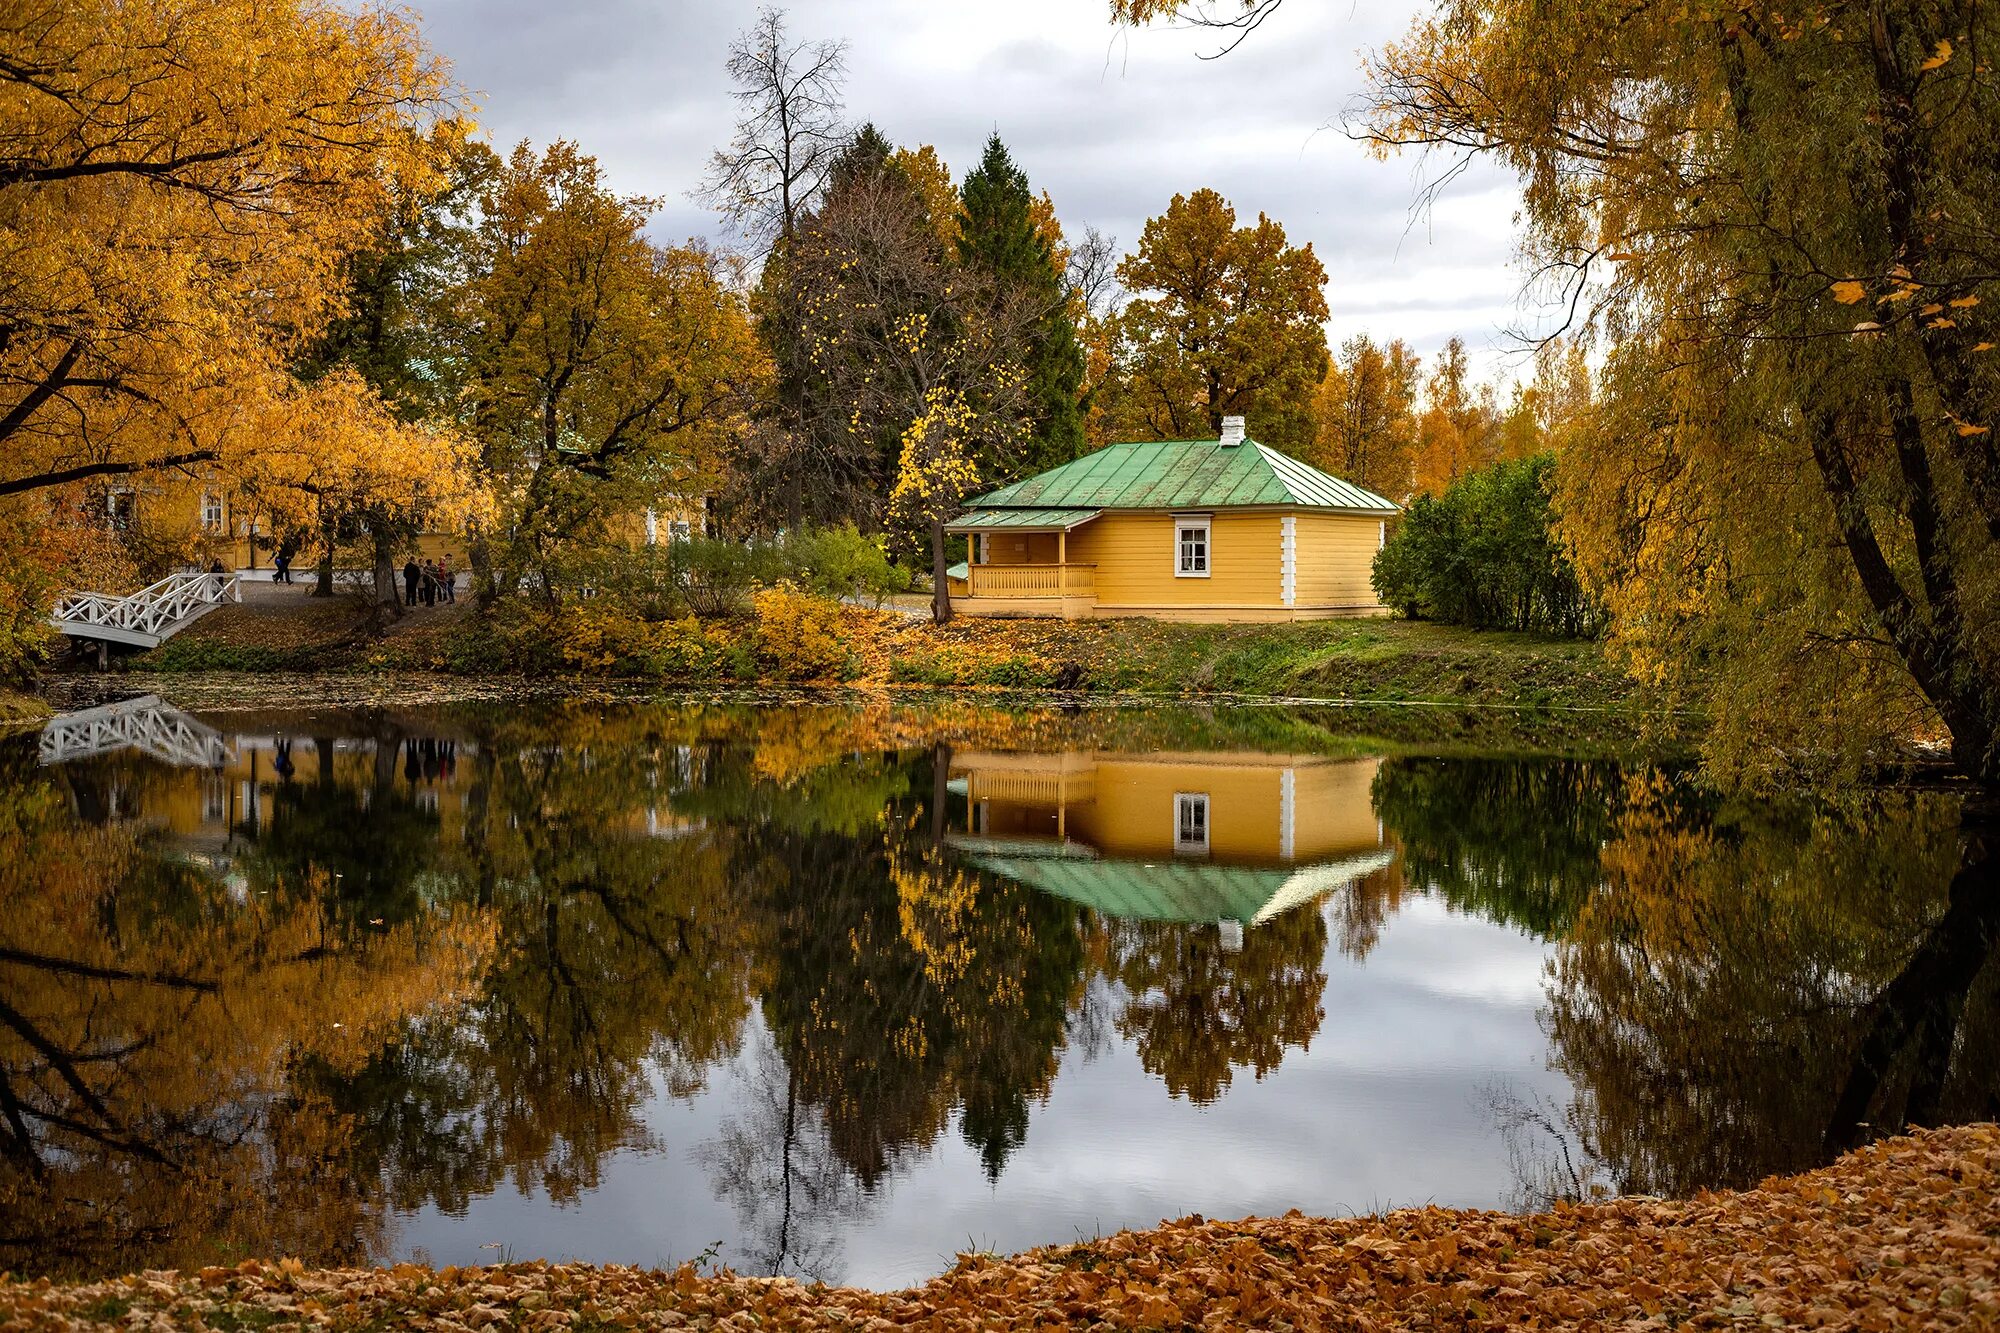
[966,439,1398,515]
[955,843,1397,926]
[946,507,1102,532]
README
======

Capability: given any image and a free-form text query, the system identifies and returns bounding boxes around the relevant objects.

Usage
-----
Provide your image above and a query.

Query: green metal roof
[946,507,1102,531]
[959,846,1399,926]
[967,439,1399,515]
[967,853,1291,923]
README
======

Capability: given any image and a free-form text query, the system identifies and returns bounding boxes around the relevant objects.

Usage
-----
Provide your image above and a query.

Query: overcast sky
[407,0,1535,386]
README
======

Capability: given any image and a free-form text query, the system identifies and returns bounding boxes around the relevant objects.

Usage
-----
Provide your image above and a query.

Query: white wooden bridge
[38,694,233,768]
[49,569,240,650]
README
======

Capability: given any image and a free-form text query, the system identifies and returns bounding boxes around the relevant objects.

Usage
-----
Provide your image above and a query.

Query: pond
[4,691,1996,1288]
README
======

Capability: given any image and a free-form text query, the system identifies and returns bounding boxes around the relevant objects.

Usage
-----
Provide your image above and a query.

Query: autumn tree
[231,369,484,598]
[295,128,499,607]
[0,0,450,501]
[1353,0,2000,787]
[699,7,848,252]
[1410,337,1499,495]
[957,135,1087,473]
[461,141,764,598]
[749,129,1037,562]
[892,145,961,249]
[1096,188,1329,454]
[1311,334,1422,498]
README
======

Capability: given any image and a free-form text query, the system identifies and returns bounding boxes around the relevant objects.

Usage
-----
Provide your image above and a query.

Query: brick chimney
[1219,415,1246,447]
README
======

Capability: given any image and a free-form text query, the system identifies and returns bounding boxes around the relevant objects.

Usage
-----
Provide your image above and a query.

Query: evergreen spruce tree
[956,134,1085,473]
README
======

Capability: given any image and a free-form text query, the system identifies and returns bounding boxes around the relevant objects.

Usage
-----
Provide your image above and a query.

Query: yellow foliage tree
[0,0,452,501]
[463,141,766,596]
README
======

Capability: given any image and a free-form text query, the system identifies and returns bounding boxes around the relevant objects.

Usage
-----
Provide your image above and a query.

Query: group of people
[402,555,456,607]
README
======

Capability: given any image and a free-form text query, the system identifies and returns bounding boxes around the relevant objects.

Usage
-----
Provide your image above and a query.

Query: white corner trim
[1280,515,1297,607]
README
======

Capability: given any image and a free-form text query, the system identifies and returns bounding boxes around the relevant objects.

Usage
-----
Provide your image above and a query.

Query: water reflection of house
[947,751,1393,943]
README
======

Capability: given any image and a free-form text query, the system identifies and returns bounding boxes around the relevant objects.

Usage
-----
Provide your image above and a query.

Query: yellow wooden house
[944,416,1399,621]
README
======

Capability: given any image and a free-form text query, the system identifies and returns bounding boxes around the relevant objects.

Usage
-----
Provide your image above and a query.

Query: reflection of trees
[315,721,763,1212]
[1374,757,1623,936]
[1107,908,1327,1104]
[726,745,1085,1211]
[1546,780,2000,1199]
[0,750,495,1275]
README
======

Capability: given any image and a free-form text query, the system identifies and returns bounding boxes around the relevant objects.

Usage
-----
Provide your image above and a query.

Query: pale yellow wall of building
[1292,512,1388,611]
[1063,511,1284,610]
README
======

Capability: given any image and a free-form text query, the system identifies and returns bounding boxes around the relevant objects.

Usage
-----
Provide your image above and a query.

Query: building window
[644,509,659,545]
[1174,792,1210,855]
[106,490,135,530]
[668,519,692,543]
[201,493,224,531]
[1175,517,1210,577]
[974,533,990,565]
[1379,520,1388,549]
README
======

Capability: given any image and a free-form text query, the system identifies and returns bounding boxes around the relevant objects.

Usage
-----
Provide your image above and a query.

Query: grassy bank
[0,688,51,728]
[5,1124,1995,1330]
[114,592,1649,716]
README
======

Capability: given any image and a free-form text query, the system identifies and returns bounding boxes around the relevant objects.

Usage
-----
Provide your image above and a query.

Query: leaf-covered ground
[7,1124,1995,1330]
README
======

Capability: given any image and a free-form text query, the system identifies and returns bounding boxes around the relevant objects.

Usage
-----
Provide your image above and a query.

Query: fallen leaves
[3,1124,1997,1330]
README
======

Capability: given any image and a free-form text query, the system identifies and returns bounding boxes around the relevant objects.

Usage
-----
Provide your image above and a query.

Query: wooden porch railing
[964,563,1095,599]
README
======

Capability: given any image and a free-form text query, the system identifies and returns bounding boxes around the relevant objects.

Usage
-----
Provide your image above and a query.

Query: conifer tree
[956,135,1085,474]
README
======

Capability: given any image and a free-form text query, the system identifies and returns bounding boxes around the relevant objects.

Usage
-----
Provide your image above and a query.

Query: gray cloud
[408,0,1535,382]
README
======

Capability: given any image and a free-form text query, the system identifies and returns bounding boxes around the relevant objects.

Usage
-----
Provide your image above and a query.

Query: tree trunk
[371,528,400,613]
[470,529,495,606]
[930,519,951,625]
[312,511,335,598]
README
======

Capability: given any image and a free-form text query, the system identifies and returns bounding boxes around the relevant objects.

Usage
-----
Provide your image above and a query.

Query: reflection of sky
[396,893,1565,1290]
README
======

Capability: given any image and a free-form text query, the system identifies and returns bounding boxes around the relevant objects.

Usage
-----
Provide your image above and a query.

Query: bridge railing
[52,570,239,636]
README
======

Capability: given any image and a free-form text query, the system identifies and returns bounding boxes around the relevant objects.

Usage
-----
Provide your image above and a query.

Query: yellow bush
[556,602,738,679]
[752,583,852,681]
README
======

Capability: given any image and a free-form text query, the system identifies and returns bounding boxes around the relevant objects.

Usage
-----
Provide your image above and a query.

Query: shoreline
[6,1124,1995,1330]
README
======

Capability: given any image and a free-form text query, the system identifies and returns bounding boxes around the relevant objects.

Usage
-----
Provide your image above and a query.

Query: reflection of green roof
[967,440,1398,515]
[946,507,1102,531]
[961,847,1396,925]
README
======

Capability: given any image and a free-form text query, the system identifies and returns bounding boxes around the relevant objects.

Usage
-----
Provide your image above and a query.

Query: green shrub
[1373,454,1600,637]
[776,524,912,604]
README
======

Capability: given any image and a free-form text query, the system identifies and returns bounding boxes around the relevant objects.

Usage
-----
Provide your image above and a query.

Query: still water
[5,694,1996,1287]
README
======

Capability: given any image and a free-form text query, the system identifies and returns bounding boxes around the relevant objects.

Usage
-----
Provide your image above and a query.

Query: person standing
[421,559,437,607]
[273,551,290,584]
[403,558,421,607]
[440,555,456,604]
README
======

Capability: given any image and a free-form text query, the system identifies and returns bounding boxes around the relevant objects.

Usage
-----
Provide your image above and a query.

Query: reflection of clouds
[1348,897,1551,1007]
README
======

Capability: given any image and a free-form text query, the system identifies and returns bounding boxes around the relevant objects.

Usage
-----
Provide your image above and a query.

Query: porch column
[1058,529,1067,585]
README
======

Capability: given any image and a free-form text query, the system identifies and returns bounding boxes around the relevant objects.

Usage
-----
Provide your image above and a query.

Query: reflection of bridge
[39,695,233,768]
[50,570,240,650]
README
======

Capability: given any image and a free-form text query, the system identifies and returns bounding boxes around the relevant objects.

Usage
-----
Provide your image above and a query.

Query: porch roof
[945,507,1102,532]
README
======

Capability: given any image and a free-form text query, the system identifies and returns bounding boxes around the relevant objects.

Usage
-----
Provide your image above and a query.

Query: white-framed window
[200,492,224,531]
[1175,516,1210,577]
[668,519,692,543]
[106,489,135,530]
[1174,792,1210,855]
[1379,520,1388,549]
[973,533,990,565]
